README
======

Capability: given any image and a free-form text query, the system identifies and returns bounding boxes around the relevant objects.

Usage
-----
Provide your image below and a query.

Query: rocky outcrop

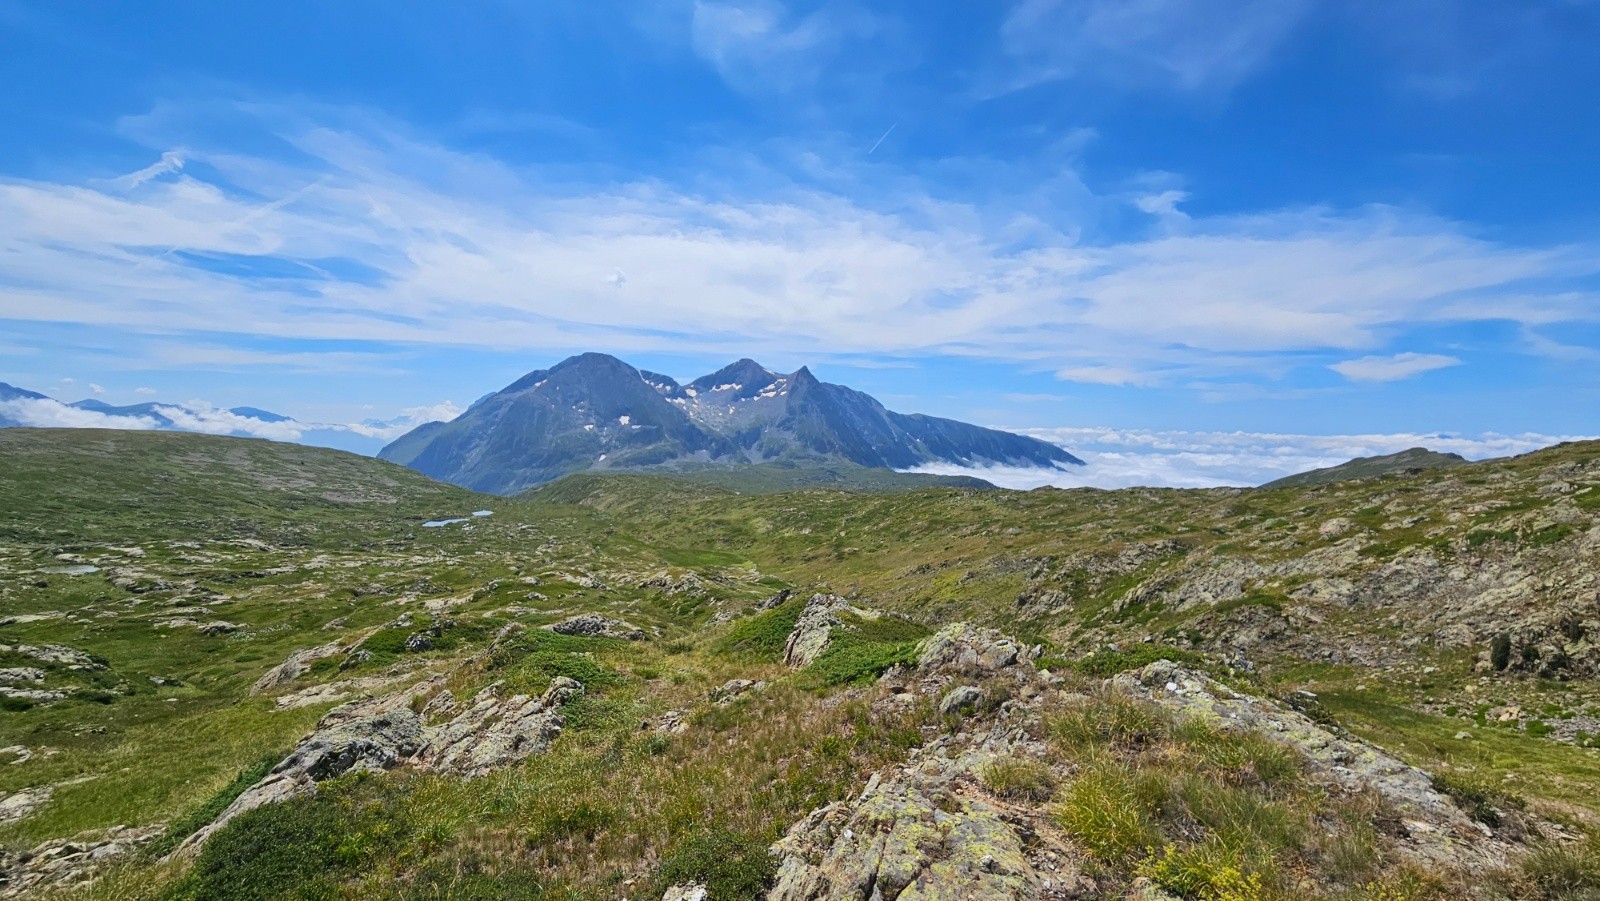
[419,677,582,777]
[179,671,586,852]
[0,824,163,898]
[176,694,424,853]
[1111,660,1519,873]
[783,595,866,668]
[548,614,647,641]
[250,641,346,694]
[770,621,1083,900]
[768,771,1063,900]
[709,679,766,704]
[0,787,50,825]
[915,624,1026,674]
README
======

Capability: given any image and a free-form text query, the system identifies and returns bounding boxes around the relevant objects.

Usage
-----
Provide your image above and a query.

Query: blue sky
[2,0,1599,483]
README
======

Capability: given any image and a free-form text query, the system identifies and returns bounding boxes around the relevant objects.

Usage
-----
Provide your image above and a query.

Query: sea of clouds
[905,427,1600,489]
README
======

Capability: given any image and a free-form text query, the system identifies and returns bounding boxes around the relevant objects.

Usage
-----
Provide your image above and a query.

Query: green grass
[712,597,806,662]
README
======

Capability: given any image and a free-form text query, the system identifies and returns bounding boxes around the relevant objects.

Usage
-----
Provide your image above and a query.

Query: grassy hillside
[3,430,1600,899]
[1260,446,1469,489]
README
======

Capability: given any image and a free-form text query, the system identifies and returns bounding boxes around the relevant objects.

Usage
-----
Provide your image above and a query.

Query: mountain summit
[379,353,1082,494]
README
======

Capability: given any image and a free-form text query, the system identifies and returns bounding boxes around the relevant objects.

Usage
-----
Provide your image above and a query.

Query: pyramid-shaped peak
[690,358,780,393]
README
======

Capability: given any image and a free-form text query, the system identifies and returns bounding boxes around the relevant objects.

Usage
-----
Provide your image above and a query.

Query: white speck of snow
[583,424,595,431]
[619,415,631,426]
[532,380,547,389]
[684,387,698,397]
[598,453,607,461]
[711,383,741,392]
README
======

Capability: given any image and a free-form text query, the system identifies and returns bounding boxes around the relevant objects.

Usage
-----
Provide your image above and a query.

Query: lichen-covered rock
[175,695,424,853]
[710,678,765,703]
[420,677,583,777]
[939,685,983,717]
[783,595,861,668]
[768,773,1050,900]
[1111,660,1518,873]
[548,614,647,641]
[661,884,709,901]
[915,624,1025,674]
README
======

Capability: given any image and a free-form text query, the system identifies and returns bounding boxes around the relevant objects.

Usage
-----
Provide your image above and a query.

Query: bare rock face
[782,595,862,668]
[1111,660,1519,873]
[661,884,709,901]
[175,695,425,853]
[548,614,647,641]
[250,641,346,694]
[915,624,1026,674]
[419,677,583,777]
[768,773,1049,900]
[0,824,163,898]
[0,786,51,825]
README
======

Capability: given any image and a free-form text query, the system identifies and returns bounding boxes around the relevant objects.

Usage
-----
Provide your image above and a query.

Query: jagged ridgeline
[4,427,1600,899]
[378,353,1083,494]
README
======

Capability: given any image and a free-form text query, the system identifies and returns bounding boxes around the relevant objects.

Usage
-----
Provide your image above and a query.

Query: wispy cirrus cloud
[994,0,1318,95]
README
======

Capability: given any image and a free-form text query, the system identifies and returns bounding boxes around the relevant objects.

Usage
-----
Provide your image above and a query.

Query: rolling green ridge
[3,429,1600,899]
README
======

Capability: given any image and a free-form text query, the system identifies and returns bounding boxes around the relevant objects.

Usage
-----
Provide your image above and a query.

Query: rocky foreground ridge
[3,595,1560,899]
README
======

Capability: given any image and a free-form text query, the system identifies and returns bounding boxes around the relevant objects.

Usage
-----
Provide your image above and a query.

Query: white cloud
[997,0,1318,94]
[0,397,160,430]
[1134,189,1189,219]
[88,382,105,395]
[1056,365,1161,387]
[690,0,883,94]
[152,402,305,441]
[1329,351,1462,382]
[904,426,1596,489]
[116,150,185,190]
[134,387,158,395]
[338,401,464,440]
[0,107,1595,389]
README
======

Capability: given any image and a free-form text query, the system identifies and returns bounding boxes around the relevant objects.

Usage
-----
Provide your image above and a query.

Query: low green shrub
[1139,841,1265,901]
[713,598,804,662]
[165,774,411,901]
[654,826,776,899]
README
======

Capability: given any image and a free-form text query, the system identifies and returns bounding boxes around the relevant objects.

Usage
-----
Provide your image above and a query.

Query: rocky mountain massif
[3,427,1600,899]
[379,353,1083,494]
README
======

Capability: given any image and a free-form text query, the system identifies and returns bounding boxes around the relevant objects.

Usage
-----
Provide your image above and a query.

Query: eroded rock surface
[0,824,163,898]
[250,641,346,694]
[420,677,583,777]
[548,613,647,641]
[916,624,1026,674]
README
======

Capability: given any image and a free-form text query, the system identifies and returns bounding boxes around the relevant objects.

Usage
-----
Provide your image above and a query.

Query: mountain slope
[380,353,1082,494]
[1261,446,1469,489]
[0,381,49,427]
